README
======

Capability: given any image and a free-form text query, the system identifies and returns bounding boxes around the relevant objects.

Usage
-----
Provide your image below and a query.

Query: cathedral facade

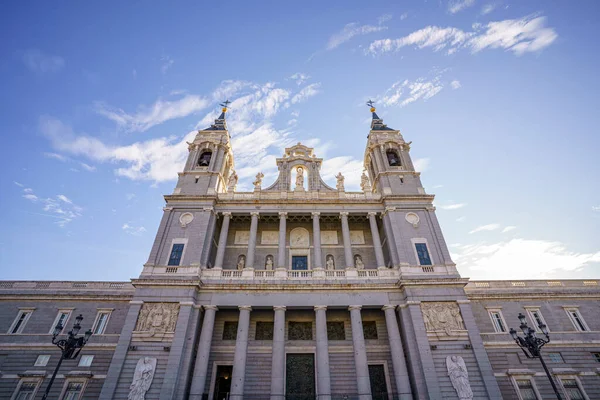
[1,106,599,400]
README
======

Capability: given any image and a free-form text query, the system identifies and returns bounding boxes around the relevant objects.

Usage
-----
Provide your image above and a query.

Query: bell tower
[363,101,426,196]
[173,101,236,196]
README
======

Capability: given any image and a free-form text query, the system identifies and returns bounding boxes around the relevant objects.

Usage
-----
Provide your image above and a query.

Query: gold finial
[366,99,376,113]
[220,99,231,113]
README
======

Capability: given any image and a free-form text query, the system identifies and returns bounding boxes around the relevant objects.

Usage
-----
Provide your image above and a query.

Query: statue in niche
[421,302,465,336]
[354,255,365,270]
[360,171,372,191]
[135,303,179,335]
[253,172,264,190]
[326,255,335,270]
[237,255,246,270]
[227,171,238,192]
[446,356,473,400]
[128,357,157,400]
[336,172,345,191]
[295,166,305,190]
[265,255,274,270]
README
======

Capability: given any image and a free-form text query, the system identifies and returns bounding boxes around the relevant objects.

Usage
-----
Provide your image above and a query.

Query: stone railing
[0,281,134,290]
[218,191,382,202]
[466,280,599,290]
[198,267,401,281]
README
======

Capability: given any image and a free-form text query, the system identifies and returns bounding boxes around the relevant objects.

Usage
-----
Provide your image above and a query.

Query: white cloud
[327,17,389,50]
[321,156,364,190]
[367,15,557,56]
[450,80,462,89]
[14,181,24,187]
[379,77,444,107]
[432,184,444,188]
[469,223,500,234]
[448,0,476,14]
[439,203,467,210]
[290,73,310,86]
[288,119,298,126]
[413,158,430,172]
[291,83,321,104]
[454,239,600,279]
[22,49,65,74]
[378,14,393,24]
[502,225,517,233]
[481,3,496,15]
[23,194,38,201]
[160,55,174,74]
[44,152,69,162]
[23,188,33,193]
[21,190,83,227]
[122,223,147,236]
[80,162,96,172]
[57,194,73,204]
[400,13,408,21]
[96,94,210,133]
[126,193,136,201]
[593,205,600,212]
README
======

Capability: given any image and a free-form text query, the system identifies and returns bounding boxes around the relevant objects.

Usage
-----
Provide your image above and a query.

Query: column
[213,212,231,269]
[312,212,323,269]
[314,306,332,400]
[200,209,217,268]
[382,209,399,267]
[340,212,354,268]
[277,212,287,268]
[270,306,286,400]
[160,302,194,398]
[189,306,218,400]
[230,305,252,399]
[349,305,372,400]
[246,212,259,268]
[382,305,412,400]
[368,212,386,269]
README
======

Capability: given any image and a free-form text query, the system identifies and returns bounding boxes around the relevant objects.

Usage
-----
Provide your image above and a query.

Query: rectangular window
[61,381,84,400]
[547,353,564,363]
[327,321,345,340]
[566,308,588,332]
[288,321,312,340]
[222,321,238,340]
[516,379,538,400]
[9,310,33,334]
[363,321,378,340]
[92,311,111,334]
[561,379,585,400]
[49,310,72,334]
[168,243,185,266]
[14,381,39,400]
[489,310,507,333]
[78,355,94,367]
[414,243,432,266]
[34,355,50,367]
[255,322,274,340]
[525,308,548,332]
[592,352,600,363]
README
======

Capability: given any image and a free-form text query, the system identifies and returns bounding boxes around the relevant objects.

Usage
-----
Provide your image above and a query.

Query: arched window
[386,150,401,167]
[198,151,212,167]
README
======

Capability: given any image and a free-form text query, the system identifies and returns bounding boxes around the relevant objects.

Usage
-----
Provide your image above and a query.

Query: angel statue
[128,357,157,400]
[253,172,264,190]
[335,172,345,191]
[446,356,473,400]
[227,171,238,192]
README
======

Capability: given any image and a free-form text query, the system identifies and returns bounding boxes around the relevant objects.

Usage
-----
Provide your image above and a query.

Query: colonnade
[188,305,413,400]
[212,211,388,269]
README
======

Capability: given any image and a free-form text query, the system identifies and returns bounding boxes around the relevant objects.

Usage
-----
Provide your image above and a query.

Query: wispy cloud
[160,55,174,74]
[439,202,467,210]
[448,0,476,14]
[289,73,310,86]
[450,80,462,89]
[367,15,557,56]
[23,194,39,201]
[469,223,500,234]
[22,49,65,74]
[502,225,517,233]
[326,15,390,51]
[592,205,600,212]
[291,83,321,104]
[400,13,409,21]
[454,239,600,279]
[481,3,497,15]
[14,181,24,187]
[122,223,146,236]
[21,187,82,227]
[96,94,210,132]
[413,158,430,172]
[379,76,444,107]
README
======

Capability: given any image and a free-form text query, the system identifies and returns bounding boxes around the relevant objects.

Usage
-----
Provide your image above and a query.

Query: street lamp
[509,313,563,400]
[41,314,93,400]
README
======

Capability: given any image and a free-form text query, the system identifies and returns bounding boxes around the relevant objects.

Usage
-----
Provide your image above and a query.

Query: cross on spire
[366,99,375,108]
[220,99,231,110]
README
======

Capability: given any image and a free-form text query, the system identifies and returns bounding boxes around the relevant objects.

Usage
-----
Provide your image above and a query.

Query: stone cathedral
[1,105,599,400]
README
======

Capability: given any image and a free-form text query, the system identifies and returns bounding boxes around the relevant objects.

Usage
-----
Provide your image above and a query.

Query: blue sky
[1,1,599,281]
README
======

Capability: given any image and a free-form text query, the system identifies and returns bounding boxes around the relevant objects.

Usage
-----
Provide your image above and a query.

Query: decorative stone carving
[335,172,345,191]
[234,231,250,244]
[405,212,420,228]
[227,171,238,192]
[265,255,274,270]
[237,255,246,270]
[350,230,365,245]
[360,171,372,192]
[421,302,465,336]
[326,255,335,270]
[321,231,338,245]
[290,228,309,248]
[135,303,179,335]
[253,172,264,190]
[354,255,365,270]
[446,356,473,400]
[128,357,157,400]
[295,166,305,191]
[261,231,279,245]
[179,212,194,228]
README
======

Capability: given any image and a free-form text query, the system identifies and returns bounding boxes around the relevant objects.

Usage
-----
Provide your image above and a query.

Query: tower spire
[366,99,394,131]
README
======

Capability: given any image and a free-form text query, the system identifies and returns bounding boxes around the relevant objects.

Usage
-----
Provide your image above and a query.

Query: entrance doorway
[292,256,308,270]
[369,364,389,400]
[212,365,232,400]
[286,353,315,400]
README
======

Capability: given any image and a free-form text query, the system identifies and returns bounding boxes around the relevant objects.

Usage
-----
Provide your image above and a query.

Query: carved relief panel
[350,230,365,245]
[290,228,309,248]
[421,302,465,337]
[135,303,180,338]
[261,231,279,244]
[234,231,250,245]
[321,231,338,245]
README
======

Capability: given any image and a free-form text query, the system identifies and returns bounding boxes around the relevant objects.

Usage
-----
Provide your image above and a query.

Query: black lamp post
[509,312,563,400]
[41,314,93,400]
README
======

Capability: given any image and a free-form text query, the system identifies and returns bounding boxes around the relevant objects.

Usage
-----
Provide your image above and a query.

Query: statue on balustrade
[336,172,345,191]
[360,171,372,192]
[253,172,264,190]
[227,170,238,192]
[326,255,335,270]
[265,255,274,270]
[354,255,365,269]
[237,255,246,270]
